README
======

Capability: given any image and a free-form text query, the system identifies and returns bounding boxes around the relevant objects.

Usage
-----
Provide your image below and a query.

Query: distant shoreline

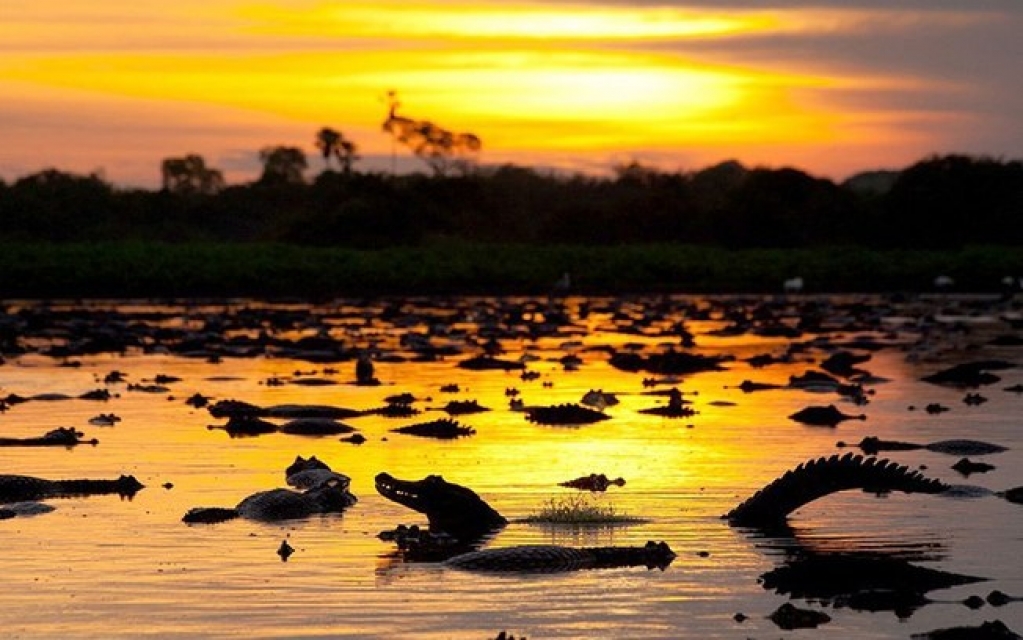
[2,242,1021,300]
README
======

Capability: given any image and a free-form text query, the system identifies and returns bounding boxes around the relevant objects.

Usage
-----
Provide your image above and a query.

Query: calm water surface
[1,295,1022,639]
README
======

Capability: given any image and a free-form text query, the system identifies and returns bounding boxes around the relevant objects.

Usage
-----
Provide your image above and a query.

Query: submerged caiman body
[185,457,357,524]
[0,427,98,447]
[725,453,949,527]
[0,474,144,502]
[183,479,356,524]
[444,541,676,573]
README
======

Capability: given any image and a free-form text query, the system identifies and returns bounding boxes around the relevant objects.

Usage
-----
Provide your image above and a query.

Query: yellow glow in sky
[2,47,844,150]
[0,1,1009,185]
[246,3,776,40]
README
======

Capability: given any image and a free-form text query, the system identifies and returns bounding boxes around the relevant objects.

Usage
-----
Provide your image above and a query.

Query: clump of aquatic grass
[522,493,646,526]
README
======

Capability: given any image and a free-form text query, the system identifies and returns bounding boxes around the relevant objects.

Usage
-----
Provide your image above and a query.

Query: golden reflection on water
[1,296,1022,638]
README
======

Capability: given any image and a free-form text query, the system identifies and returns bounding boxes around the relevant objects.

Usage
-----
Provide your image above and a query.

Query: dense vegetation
[1,154,1021,297]
[3,154,1022,248]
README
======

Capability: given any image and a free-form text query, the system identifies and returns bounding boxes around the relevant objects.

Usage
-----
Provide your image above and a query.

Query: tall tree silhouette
[382,90,413,175]
[258,146,307,185]
[382,90,481,176]
[160,154,224,195]
[315,127,359,175]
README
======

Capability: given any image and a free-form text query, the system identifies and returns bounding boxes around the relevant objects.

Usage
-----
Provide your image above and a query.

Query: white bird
[934,275,954,289]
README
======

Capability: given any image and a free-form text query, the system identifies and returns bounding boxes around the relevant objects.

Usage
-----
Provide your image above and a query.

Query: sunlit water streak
[0,295,1021,638]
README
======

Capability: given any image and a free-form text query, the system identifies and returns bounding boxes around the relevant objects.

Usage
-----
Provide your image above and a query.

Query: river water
[0,294,1021,639]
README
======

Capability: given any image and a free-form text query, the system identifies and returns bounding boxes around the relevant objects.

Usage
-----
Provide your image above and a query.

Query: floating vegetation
[522,494,645,525]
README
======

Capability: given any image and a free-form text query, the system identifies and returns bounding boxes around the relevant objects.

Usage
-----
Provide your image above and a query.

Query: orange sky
[2,1,1021,186]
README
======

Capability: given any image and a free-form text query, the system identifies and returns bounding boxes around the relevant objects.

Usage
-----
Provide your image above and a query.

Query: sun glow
[3,45,848,156]
[244,2,776,41]
[1,1,990,184]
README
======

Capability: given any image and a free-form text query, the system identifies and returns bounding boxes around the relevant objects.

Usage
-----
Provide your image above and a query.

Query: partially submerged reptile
[788,404,866,427]
[375,472,507,544]
[444,540,675,573]
[182,479,356,524]
[725,452,1023,527]
[724,453,949,527]
[0,473,144,502]
[184,458,356,524]
[376,472,671,571]
[844,436,1008,456]
[0,427,98,447]
[524,404,609,426]
[284,455,352,490]
[558,473,625,492]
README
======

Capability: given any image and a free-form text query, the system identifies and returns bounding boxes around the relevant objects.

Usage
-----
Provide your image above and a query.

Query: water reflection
[0,294,1021,638]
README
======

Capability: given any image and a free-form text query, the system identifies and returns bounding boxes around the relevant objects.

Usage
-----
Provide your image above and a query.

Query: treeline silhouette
[1,154,1021,249]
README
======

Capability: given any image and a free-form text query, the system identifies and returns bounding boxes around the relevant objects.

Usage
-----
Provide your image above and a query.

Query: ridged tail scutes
[444,541,676,573]
[725,453,949,527]
[445,545,592,572]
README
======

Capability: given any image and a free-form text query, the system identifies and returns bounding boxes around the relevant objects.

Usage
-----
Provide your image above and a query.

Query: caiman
[374,472,507,543]
[0,427,98,447]
[444,540,675,573]
[183,479,356,524]
[0,474,144,502]
[724,453,949,527]
[284,455,352,491]
[376,472,676,572]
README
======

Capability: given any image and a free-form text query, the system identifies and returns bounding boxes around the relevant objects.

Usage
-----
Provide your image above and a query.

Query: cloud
[0,80,318,187]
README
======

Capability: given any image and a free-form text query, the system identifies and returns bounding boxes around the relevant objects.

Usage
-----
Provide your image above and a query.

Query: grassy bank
[1,242,1021,299]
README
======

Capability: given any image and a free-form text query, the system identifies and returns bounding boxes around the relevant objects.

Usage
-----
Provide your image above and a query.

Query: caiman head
[117,475,145,497]
[306,476,358,511]
[641,540,677,570]
[286,455,330,478]
[375,472,507,542]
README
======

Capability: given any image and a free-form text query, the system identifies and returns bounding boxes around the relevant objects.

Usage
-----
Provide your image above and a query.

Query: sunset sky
[2,1,1021,187]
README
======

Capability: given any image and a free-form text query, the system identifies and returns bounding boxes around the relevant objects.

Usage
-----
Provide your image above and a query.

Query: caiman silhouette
[0,427,98,447]
[444,540,675,573]
[184,458,356,524]
[375,472,507,545]
[182,479,356,524]
[390,418,476,439]
[558,473,625,492]
[724,453,949,527]
[788,405,865,427]
[0,473,143,502]
[845,436,1008,457]
[727,453,1023,621]
[725,452,1023,528]
[375,472,673,571]
[283,455,352,490]
[207,399,361,420]
[524,404,609,426]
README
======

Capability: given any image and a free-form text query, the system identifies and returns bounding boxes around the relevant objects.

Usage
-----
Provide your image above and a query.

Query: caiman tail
[725,453,948,527]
